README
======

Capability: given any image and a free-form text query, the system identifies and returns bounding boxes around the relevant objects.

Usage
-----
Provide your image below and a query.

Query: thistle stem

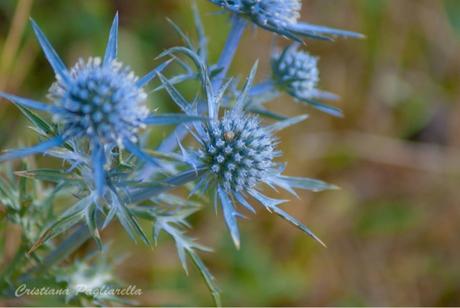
[155,15,247,155]
[248,79,276,96]
[212,15,247,90]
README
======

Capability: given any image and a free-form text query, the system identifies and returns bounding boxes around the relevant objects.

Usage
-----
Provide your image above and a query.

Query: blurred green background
[1,0,460,306]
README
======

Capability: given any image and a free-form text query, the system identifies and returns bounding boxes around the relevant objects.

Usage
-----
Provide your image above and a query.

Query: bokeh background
[1,0,460,306]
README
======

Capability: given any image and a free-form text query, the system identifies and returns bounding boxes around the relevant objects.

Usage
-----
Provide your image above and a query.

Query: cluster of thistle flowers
[0,1,361,304]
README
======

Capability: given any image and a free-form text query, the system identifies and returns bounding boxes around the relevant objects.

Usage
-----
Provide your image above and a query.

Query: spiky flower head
[155,47,337,250]
[0,14,185,197]
[209,0,364,41]
[272,44,319,100]
[49,57,148,144]
[270,43,345,117]
[202,111,277,192]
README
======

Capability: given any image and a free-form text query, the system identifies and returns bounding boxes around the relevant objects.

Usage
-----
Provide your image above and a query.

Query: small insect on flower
[209,0,364,41]
[202,111,278,192]
[223,130,235,142]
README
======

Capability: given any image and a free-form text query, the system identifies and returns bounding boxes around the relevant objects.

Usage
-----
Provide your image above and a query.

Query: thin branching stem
[156,15,247,154]
[212,15,247,90]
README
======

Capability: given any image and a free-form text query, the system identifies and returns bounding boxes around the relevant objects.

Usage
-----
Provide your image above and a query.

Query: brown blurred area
[1,0,460,306]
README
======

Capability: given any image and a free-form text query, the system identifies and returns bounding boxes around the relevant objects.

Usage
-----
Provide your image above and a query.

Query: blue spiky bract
[202,111,277,192]
[272,44,319,100]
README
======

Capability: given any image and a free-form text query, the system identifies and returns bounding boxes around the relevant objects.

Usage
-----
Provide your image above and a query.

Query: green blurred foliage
[1,0,460,306]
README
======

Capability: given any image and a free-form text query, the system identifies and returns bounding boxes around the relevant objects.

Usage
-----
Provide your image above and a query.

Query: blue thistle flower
[48,57,149,144]
[271,43,342,116]
[0,14,199,197]
[194,107,335,248]
[209,0,364,41]
[157,47,337,248]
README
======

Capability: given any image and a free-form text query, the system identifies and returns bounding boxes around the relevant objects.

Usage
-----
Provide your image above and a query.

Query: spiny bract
[49,57,148,144]
[202,111,277,192]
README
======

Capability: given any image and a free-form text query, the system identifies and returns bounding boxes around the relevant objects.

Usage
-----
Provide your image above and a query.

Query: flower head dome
[202,111,276,192]
[272,44,319,100]
[49,57,148,144]
[271,44,342,117]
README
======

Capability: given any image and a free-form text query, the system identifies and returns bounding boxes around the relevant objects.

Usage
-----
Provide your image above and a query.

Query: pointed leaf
[249,190,325,247]
[266,114,308,132]
[136,59,173,88]
[234,60,258,112]
[156,73,190,112]
[0,135,65,162]
[188,250,222,307]
[276,175,339,192]
[30,19,71,84]
[218,186,240,248]
[291,22,365,39]
[191,1,208,61]
[103,13,119,65]
[234,192,256,214]
[143,113,204,126]
[123,139,161,167]
[248,189,287,209]
[92,143,106,198]
[17,105,55,136]
[85,203,102,249]
[15,168,83,184]
[298,97,343,117]
[0,92,63,113]
[167,18,194,51]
